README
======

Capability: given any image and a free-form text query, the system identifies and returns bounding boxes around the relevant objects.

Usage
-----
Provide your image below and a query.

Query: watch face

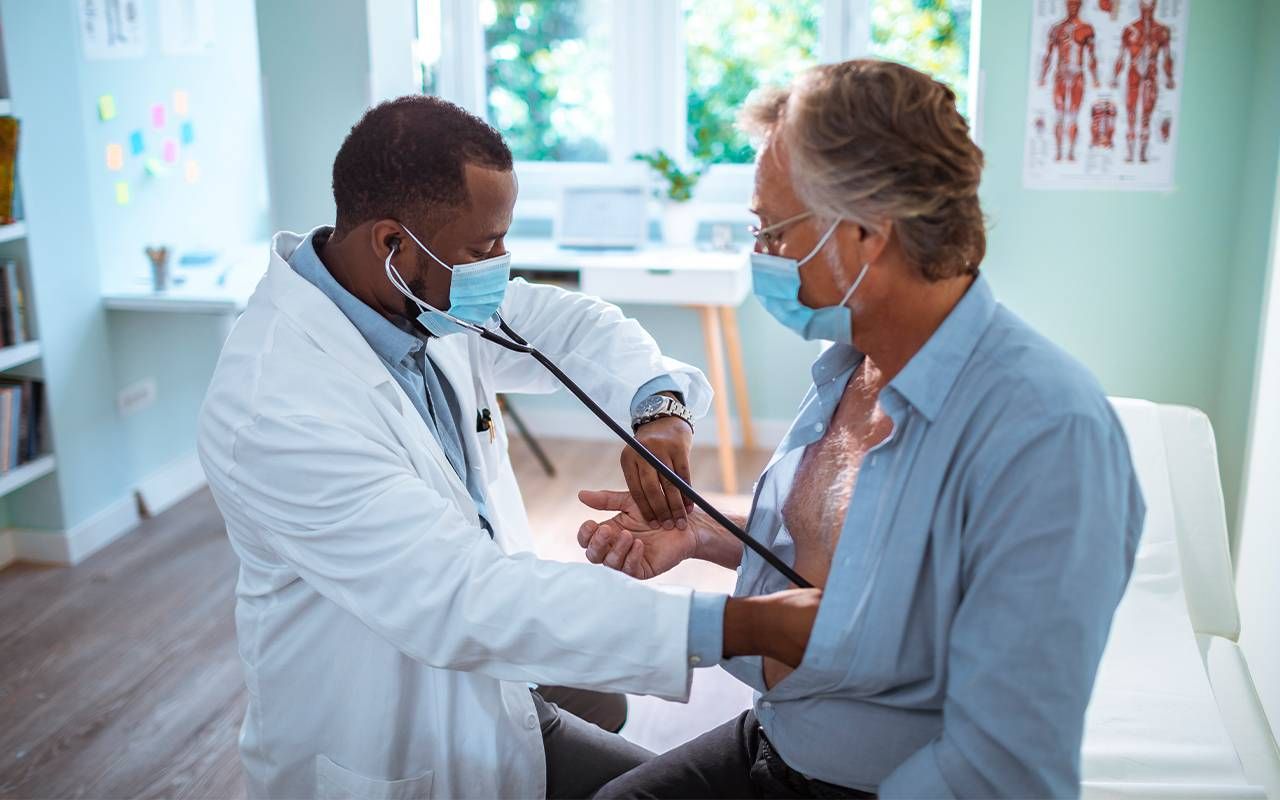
[637,395,668,416]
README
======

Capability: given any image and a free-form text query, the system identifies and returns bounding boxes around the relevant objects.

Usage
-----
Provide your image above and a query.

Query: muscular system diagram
[1112,0,1176,163]
[1039,0,1100,162]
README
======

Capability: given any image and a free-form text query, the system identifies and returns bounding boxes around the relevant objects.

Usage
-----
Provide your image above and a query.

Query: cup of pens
[145,246,171,291]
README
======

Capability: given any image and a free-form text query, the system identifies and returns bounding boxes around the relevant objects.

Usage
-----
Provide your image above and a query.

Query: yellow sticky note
[115,181,130,205]
[173,90,190,117]
[106,143,124,171]
[184,159,201,184]
[98,94,117,121]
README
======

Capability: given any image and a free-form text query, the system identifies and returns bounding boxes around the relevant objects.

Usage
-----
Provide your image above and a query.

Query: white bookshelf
[0,75,55,522]
[0,453,55,499]
[0,339,37,370]
[0,221,24,243]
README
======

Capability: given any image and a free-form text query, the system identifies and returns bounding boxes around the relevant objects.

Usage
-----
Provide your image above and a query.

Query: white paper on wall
[78,0,148,61]
[1022,0,1189,191]
[159,0,216,56]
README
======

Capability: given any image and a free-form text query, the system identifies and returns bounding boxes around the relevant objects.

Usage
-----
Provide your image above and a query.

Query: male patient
[578,59,1145,798]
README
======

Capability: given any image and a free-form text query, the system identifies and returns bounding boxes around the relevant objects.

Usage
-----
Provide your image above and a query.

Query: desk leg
[718,305,755,452]
[699,305,737,494]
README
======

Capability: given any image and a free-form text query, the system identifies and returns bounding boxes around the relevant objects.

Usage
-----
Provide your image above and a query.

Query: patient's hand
[577,489,698,579]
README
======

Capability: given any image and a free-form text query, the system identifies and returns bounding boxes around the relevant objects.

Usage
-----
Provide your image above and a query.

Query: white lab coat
[197,231,714,799]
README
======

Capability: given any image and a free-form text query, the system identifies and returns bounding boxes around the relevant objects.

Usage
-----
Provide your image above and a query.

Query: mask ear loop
[398,223,454,273]
[838,262,871,308]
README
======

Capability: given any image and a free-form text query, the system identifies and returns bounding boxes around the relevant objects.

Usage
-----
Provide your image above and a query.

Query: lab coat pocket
[315,755,434,800]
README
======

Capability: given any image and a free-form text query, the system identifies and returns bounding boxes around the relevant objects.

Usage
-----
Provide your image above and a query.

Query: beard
[400,247,434,321]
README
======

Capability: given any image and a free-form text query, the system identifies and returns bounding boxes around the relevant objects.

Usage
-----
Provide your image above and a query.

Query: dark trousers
[532,687,654,799]
[594,710,876,799]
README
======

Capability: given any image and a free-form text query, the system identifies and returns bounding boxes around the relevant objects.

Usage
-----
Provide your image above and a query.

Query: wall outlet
[117,378,158,417]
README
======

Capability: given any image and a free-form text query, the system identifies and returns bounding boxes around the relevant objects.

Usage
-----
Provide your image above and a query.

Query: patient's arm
[577,489,745,579]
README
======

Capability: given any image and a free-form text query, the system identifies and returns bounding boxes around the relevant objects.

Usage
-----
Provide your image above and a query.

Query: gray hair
[741,59,986,280]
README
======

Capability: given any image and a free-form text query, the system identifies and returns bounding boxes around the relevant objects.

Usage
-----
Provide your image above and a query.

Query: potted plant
[633,149,706,246]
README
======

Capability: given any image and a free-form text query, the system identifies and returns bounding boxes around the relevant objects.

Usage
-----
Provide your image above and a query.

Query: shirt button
[689,655,702,666]
[761,701,773,710]
[526,712,538,730]
[813,422,823,433]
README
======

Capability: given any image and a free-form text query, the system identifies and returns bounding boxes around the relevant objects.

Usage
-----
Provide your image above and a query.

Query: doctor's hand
[723,588,823,668]
[625,414,694,531]
[577,489,701,579]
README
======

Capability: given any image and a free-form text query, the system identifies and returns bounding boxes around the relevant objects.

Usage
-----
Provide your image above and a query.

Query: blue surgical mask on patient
[384,223,512,337]
[750,221,869,344]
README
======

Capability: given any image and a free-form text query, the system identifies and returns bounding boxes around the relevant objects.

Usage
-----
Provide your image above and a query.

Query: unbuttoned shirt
[723,274,1146,798]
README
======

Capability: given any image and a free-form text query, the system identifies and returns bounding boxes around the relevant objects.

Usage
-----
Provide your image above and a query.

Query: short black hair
[331,95,513,234]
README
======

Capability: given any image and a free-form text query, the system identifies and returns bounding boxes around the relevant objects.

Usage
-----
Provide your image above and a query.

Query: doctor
[197,95,819,800]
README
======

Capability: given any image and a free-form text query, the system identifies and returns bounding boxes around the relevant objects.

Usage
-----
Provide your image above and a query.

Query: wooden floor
[0,437,770,799]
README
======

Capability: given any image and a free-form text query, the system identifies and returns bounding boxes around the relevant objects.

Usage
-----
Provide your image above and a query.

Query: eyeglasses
[746,210,814,254]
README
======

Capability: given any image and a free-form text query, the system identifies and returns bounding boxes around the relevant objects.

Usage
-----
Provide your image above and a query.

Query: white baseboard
[136,451,207,518]
[0,452,207,568]
[507,405,793,450]
[8,493,141,566]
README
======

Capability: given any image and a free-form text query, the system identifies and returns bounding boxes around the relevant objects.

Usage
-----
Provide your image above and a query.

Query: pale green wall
[256,0,372,233]
[977,0,1278,534]
[1215,0,1280,536]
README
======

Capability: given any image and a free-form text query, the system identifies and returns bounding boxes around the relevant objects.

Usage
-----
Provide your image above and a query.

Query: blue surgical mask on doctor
[750,218,869,345]
[384,223,512,337]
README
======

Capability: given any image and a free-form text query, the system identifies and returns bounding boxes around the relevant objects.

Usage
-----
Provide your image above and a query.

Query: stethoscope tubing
[481,316,812,589]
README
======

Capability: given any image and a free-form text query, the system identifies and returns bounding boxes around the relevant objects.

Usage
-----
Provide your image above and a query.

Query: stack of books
[0,259,29,346]
[0,379,42,474]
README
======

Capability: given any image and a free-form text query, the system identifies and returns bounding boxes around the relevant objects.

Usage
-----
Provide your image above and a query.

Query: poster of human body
[1023,0,1189,191]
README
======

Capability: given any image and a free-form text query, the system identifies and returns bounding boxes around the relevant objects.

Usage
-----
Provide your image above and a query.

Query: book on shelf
[0,259,29,347]
[0,379,44,474]
[0,116,16,225]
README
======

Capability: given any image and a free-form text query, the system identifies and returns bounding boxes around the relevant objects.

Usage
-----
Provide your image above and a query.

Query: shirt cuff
[630,375,685,418]
[686,591,727,669]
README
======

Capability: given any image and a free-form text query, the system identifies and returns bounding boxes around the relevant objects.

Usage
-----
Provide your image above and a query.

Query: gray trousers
[532,687,654,799]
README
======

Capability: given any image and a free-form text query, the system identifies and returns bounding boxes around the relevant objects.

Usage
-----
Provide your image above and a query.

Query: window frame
[415,0,980,221]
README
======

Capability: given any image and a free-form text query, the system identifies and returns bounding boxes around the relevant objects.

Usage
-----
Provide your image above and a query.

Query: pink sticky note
[162,138,178,163]
[152,103,166,129]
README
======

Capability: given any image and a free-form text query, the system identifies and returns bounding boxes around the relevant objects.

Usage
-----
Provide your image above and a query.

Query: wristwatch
[631,394,694,434]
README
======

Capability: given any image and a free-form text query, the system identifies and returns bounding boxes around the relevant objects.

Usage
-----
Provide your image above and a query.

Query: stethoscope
[446,309,813,589]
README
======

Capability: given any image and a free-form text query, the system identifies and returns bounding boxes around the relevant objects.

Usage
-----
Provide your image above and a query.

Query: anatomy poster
[1023,0,1189,191]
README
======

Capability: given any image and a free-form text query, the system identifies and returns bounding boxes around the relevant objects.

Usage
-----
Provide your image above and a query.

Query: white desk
[507,238,755,492]
[103,243,269,340]
[103,239,756,492]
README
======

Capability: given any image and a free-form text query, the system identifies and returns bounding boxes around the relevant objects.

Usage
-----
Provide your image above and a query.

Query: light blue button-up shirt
[723,275,1145,797]
[289,227,725,668]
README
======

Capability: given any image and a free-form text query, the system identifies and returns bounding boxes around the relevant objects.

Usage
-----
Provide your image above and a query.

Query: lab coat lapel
[262,242,474,511]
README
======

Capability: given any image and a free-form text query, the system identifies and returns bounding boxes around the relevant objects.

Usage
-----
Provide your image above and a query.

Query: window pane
[481,0,611,162]
[870,0,973,116]
[685,0,820,165]
[414,0,442,95]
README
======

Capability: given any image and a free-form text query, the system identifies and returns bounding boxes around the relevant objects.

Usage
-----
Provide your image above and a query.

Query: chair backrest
[1108,398,1241,641]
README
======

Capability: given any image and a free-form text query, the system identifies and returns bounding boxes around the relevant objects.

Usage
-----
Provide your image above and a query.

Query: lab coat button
[526,712,538,730]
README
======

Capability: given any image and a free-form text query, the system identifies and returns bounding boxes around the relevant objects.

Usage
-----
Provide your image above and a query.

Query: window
[869,0,974,116]
[481,0,613,162]
[684,0,821,165]
[412,0,978,208]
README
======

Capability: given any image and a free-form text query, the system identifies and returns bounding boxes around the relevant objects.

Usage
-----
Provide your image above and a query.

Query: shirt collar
[886,273,996,421]
[288,226,424,367]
